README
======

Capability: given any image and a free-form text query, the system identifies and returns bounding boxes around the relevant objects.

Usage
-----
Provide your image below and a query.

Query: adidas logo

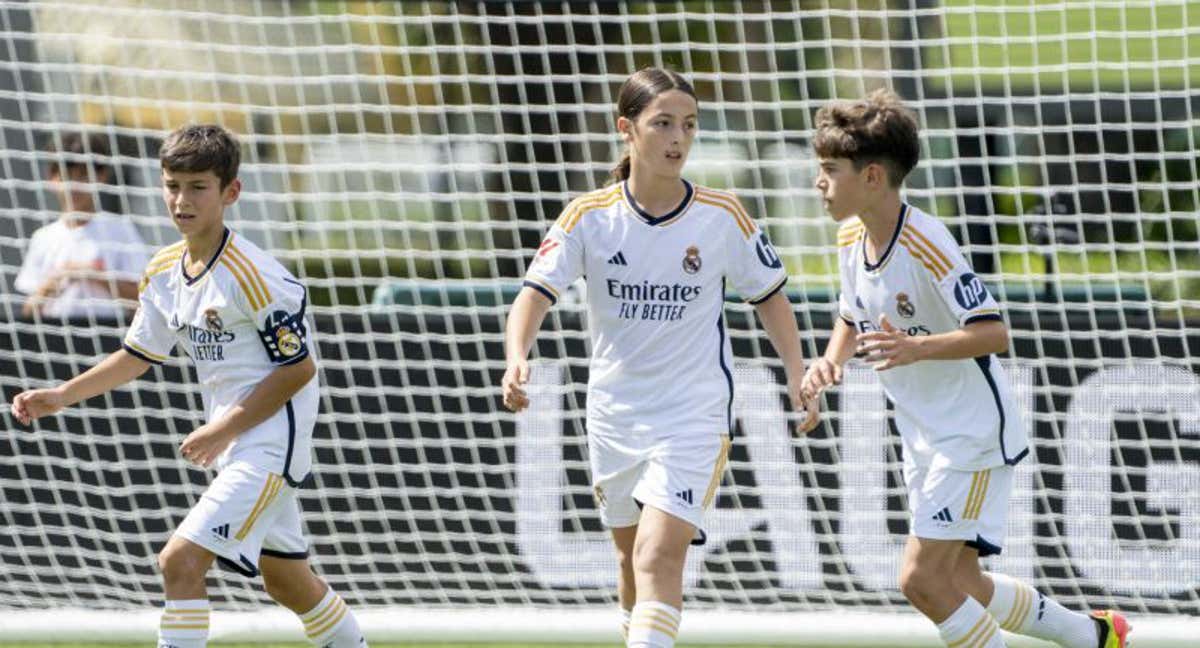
[607,251,628,266]
[211,523,230,539]
[932,507,954,523]
[674,489,694,506]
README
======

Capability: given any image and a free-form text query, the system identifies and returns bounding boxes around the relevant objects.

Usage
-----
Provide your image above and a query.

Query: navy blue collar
[623,179,694,226]
[181,227,231,285]
[863,203,907,271]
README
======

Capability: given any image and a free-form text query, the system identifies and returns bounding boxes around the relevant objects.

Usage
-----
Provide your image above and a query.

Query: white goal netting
[0,0,1197,642]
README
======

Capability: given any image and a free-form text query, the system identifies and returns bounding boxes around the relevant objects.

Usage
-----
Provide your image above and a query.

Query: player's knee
[898,564,938,607]
[631,538,685,580]
[263,566,323,611]
[157,543,207,587]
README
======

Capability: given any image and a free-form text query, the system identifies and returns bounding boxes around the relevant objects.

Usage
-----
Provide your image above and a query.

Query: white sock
[937,596,1005,648]
[986,573,1098,648]
[158,599,210,648]
[626,601,681,648]
[620,606,632,642]
[299,589,367,647]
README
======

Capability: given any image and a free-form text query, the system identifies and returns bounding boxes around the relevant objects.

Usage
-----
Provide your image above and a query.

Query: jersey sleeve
[13,231,47,295]
[244,264,311,366]
[919,225,1002,326]
[122,281,174,364]
[726,198,787,304]
[523,209,585,306]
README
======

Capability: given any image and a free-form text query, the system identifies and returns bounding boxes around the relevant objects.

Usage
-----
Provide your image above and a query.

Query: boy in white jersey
[11,125,367,648]
[503,68,820,648]
[801,89,1129,648]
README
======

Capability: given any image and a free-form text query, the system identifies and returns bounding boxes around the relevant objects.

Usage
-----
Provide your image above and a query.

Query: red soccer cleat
[1090,609,1131,648]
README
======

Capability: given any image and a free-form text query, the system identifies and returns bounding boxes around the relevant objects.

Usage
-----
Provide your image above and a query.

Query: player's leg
[627,505,693,648]
[260,555,367,647]
[960,554,1129,648]
[611,524,638,641]
[900,536,1006,647]
[157,535,217,648]
[258,490,367,647]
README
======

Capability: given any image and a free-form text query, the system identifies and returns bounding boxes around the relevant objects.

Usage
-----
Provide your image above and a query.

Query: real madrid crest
[275,327,303,357]
[682,245,702,274]
[204,308,224,331]
[896,292,916,318]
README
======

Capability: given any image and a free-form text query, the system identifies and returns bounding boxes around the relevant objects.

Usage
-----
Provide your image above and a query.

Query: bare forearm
[58,349,150,406]
[824,318,858,366]
[754,291,807,377]
[915,320,1008,360]
[211,357,316,438]
[505,287,552,363]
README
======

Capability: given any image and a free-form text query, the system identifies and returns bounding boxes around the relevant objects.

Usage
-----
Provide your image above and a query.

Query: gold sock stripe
[947,613,991,648]
[235,474,282,540]
[967,619,999,648]
[160,623,210,630]
[162,611,210,619]
[1003,585,1033,631]
[628,619,679,639]
[306,601,349,639]
[702,436,732,508]
[301,594,338,624]
[639,608,681,631]
[303,594,345,630]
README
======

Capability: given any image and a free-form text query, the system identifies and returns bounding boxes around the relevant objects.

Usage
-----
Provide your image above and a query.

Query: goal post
[1,1,1198,644]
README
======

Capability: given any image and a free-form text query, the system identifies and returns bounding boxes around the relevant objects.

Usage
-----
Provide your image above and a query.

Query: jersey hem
[122,342,165,365]
[522,279,558,305]
[747,275,787,305]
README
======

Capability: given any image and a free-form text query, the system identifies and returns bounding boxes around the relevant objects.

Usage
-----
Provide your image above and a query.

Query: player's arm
[754,290,820,434]
[858,315,1008,371]
[802,316,858,397]
[501,287,552,413]
[10,349,151,425]
[179,356,317,467]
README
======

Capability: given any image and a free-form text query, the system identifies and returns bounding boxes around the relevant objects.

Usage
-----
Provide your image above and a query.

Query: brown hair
[813,88,920,187]
[159,124,240,188]
[610,67,697,183]
[46,131,112,182]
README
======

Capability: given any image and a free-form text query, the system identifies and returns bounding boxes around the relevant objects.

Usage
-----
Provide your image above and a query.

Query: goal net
[1,0,1197,643]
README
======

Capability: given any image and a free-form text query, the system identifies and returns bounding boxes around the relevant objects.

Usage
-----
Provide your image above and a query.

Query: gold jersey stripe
[904,224,954,271]
[702,436,733,509]
[694,190,754,237]
[553,187,622,229]
[900,231,950,277]
[562,191,623,232]
[235,474,282,540]
[148,241,186,264]
[898,239,946,280]
[226,242,273,307]
[219,258,263,312]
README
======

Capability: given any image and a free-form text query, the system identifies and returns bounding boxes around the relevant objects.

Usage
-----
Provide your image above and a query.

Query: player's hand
[10,388,67,425]
[787,376,821,436]
[501,359,531,412]
[800,357,843,400]
[857,314,924,371]
[180,423,235,468]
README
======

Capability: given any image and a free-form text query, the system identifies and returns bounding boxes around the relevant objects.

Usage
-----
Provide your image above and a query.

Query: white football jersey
[124,228,318,484]
[837,204,1029,470]
[524,180,787,437]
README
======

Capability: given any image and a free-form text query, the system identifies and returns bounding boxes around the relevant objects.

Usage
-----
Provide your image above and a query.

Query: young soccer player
[16,131,147,319]
[10,124,367,648]
[502,67,820,648]
[801,89,1130,648]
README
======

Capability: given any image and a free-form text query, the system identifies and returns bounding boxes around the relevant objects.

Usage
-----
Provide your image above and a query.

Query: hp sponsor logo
[953,273,990,310]
[755,232,782,269]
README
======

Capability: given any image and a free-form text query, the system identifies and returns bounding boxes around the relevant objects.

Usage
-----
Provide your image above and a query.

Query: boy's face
[814,157,868,221]
[161,168,239,237]
[49,165,105,219]
[619,89,698,179]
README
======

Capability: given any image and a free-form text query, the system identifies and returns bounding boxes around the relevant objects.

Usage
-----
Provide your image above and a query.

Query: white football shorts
[906,461,1013,557]
[589,430,731,534]
[175,461,309,576]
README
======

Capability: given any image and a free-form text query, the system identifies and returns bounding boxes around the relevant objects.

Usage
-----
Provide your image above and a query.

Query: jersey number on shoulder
[755,232,782,269]
[953,272,990,310]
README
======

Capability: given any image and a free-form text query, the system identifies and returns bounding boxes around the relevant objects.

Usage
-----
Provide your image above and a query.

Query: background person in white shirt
[14,131,147,319]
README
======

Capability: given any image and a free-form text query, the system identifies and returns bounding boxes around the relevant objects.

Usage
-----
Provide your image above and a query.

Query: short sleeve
[123,283,174,364]
[726,201,787,303]
[252,269,311,366]
[918,226,1002,327]
[523,218,585,306]
[14,229,49,295]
